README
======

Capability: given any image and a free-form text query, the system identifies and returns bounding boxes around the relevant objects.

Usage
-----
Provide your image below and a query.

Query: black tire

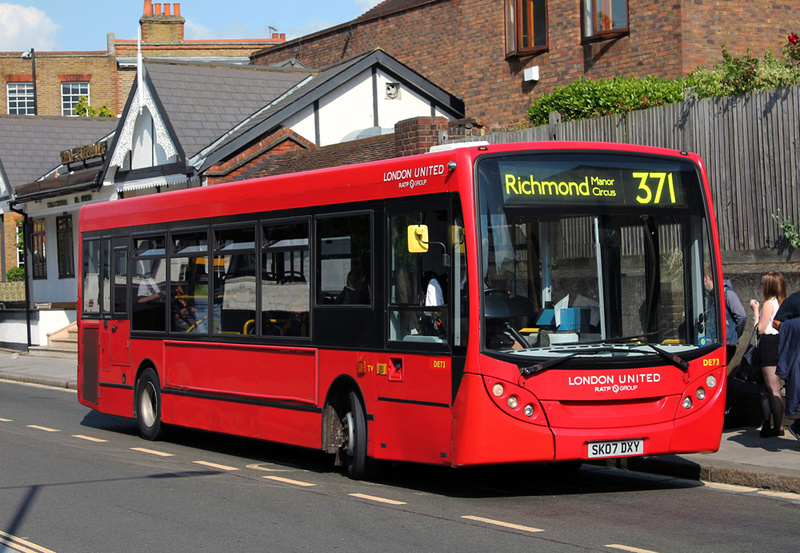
[341,390,368,479]
[136,368,163,440]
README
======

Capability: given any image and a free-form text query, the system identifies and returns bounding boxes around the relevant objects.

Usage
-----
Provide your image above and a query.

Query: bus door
[377,201,455,465]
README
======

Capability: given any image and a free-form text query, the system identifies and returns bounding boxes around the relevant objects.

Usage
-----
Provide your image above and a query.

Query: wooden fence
[457,84,800,255]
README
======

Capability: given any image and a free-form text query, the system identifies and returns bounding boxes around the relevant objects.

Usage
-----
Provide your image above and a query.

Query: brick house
[250,0,800,131]
[0,1,285,117]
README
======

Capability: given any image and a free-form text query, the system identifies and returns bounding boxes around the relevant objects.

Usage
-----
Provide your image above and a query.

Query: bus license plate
[587,439,644,458]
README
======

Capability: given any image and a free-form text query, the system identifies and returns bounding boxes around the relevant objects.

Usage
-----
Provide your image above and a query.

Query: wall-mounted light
[523,65,540,83]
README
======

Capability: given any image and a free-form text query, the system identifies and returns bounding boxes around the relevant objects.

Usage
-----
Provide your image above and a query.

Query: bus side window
[261,220,310,337]
[317,214,371,306]
[214,226,256,335]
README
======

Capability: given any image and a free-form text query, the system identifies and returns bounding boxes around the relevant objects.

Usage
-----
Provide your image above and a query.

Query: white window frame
[61,81,90,116]
[7,82,35,115]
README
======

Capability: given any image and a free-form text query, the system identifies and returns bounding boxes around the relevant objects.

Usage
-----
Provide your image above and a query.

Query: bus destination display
[498,159,689,208]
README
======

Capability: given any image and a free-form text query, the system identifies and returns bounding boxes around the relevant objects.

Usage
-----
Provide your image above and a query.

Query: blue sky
[0,1,382,51]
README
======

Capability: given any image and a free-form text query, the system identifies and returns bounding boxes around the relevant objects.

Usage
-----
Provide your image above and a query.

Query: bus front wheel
[341,390,367,479]
[136,368,163,440]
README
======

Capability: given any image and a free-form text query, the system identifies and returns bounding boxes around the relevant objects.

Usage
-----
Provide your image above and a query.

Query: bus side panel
[451,373,555,466]
[370,353,453,466]
[162,342,321,448]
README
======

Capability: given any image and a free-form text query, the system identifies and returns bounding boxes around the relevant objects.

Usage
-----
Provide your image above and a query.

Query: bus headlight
[492,383,505,397]
[524,404,535,417]
[682,396,693,409]
[507,396,518,409]
[696,387,706,400]
[706,375,717,388]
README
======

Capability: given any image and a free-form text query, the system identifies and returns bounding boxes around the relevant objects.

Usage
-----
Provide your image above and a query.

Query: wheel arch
[321,375,366,458]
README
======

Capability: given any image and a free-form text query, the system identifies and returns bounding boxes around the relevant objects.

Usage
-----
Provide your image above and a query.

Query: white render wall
[286,68,451,147]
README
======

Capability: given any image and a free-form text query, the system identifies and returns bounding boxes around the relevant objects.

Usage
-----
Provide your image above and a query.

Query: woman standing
[750,271,787,437]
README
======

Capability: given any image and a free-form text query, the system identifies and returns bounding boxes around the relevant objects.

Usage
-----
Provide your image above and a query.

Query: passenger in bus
[173,284,197,332]
[335,270,369,304]
[138,273,165,303]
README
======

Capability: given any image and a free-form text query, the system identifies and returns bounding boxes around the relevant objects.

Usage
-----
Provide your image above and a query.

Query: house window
[505,0,548,57]
[7,82,35,115]
[32,219,46,279]
[582,0,628,41]
[61,82,89,116]
[56,215,75,278]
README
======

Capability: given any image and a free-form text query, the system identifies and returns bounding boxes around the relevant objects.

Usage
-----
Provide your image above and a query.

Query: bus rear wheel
[341,390,368,479]
[136,368,163,441]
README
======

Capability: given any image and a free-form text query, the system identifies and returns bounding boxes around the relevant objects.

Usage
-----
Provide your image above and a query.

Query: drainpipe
[8,204,31,349]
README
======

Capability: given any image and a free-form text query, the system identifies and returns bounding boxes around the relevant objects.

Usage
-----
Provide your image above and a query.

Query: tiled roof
[356,0,436,21]
[0,115,118,194]
[143,61,312,158]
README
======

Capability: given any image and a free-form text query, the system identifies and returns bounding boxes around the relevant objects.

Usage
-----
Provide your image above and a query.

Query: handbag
[732,329,762,384]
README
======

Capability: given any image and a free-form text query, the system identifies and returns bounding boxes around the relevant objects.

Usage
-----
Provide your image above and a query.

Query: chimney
[140,1,186,43]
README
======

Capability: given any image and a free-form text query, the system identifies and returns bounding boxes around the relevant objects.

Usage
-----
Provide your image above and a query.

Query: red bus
[78,141,725,478]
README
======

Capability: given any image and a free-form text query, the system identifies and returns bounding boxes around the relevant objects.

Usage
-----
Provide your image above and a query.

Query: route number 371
[633,172,676,204]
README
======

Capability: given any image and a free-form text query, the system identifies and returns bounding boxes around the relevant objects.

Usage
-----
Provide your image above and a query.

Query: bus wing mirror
[408,225,429,253]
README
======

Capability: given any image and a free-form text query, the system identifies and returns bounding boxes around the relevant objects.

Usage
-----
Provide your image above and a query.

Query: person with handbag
[750,271,787,437]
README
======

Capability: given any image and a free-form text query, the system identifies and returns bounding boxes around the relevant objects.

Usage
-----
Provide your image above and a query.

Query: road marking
[461,515,543,533]
[349,493,407,505]
[0,417,12,422]
[263,475,316,487]
[757,490,800,501]
[193,460,239,471]
[606,545,659,553]
[702,481,759,493]
[26,425,59,432]
[0,530,56,553]
[130,447,174,457]
[72,434,107,443]
[246,463,291,472]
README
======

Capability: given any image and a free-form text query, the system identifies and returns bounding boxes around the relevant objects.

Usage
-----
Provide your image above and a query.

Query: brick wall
[252,0,799,130]
[2,213,22,279]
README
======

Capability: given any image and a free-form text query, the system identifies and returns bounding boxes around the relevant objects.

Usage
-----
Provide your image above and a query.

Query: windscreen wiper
[580,333,689,372]
[519,346,632,376]
[518,341,689,377]
[639,342,689,372]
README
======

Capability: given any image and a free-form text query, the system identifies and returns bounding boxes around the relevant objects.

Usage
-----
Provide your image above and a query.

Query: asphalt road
[2,379,799,553]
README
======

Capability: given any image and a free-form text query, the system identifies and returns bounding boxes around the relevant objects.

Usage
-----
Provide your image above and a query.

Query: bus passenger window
[132,236,166,332]
[317,215,371,306]
[214,227,256,335]
[262,221,310,337]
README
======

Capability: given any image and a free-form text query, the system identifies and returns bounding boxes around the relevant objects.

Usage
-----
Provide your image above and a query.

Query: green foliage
[527,35,800,127]
[527,75,688,126]
[73,96,115,118]
[6,267,24,282]
[772,210,800,249]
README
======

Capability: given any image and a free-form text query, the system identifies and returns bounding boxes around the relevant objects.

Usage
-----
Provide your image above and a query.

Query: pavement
[1,349,799,493]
